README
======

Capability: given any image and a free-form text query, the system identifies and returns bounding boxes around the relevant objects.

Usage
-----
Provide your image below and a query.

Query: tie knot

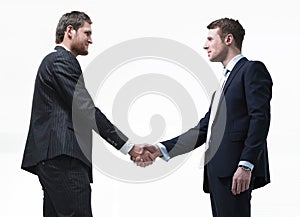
[223,69,230,77]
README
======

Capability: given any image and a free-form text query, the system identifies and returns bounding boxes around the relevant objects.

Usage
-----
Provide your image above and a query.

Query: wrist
[120,140,134,155]
[156,143,170,161]
[239,165,252,171]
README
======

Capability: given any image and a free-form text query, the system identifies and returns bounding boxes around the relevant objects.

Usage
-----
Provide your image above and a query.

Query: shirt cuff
[119,140,134,155]
[238,161,254,171]
[156,143,170,161]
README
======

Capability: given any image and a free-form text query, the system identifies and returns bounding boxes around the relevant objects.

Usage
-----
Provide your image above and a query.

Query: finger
[236,179,246,195]
[141,151,153,162]
[144,159,154,166]
[134,145,143,155]
[136,158,145,167]
[144,151,156,161]
[138,158,153,167]
[231,178,237,195]
[137,150,157,167]
[241,180,250,193]
[137,161,150,168]
[136,162,144,167]
[145,145,162,158]
[144,144,157,153]
[148,153,156,161]
[135,155,143,163]
[245,181,250,191]
[140,159,153,166]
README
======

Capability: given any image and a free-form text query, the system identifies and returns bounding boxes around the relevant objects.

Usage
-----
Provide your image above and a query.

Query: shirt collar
[223,54,244,76]
[56,44,71,52]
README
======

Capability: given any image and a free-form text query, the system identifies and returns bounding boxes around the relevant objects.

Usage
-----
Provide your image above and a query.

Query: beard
[72,45,88,56]
[71,41,89,56]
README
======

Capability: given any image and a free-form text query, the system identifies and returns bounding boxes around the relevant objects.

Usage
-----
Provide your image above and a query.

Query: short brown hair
[207,18,245,50]
[55,11,92,44]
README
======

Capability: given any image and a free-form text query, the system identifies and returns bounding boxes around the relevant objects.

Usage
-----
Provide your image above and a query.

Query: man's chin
[79,50,89,56]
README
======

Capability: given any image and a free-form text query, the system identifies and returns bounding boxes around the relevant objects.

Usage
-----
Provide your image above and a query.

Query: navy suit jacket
[162,57,272,192]
[21,46,128,182]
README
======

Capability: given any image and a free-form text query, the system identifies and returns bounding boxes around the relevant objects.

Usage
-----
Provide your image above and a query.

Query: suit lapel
[212,57,248,127]
[222,57,248,95]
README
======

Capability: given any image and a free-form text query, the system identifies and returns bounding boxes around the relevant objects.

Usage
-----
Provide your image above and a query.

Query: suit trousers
[207,164,254,217]
[36,155,92,217]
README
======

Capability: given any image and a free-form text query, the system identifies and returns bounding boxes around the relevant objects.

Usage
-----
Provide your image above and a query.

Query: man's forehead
[208,27,219,33]
[79,21,91,29]
[79,22,92,31]
[207,28,220,36]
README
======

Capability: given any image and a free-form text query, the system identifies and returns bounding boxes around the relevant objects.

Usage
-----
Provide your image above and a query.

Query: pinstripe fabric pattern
[21,46,128,182]
[37,155,93,217]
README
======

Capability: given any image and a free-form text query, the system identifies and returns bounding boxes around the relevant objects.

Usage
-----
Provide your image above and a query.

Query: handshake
[128,144,163,167]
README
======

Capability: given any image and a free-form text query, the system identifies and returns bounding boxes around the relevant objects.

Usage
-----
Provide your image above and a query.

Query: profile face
[71,21,93,56]
[203,27,227,63]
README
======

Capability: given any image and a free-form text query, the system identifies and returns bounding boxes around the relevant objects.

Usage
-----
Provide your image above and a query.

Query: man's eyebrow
[85,30,92,35]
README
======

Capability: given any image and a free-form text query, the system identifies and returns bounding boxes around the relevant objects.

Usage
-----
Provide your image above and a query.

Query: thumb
[144,144,158,153]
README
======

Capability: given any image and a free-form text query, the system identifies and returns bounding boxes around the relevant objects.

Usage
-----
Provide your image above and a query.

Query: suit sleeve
[51,51,128,149]
[241,61,272,164]
[161,109,210,158]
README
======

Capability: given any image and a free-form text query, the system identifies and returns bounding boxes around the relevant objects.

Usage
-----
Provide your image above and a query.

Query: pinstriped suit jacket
[21,46,128,181]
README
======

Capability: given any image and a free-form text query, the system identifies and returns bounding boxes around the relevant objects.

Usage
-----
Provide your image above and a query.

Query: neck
[222,49,241,68]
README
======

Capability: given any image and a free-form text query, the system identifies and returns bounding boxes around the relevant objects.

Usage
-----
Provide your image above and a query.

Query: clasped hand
[128,144,162,167]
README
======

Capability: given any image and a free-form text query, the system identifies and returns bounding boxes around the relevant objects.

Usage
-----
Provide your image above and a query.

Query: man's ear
[224,34,234,46]
[65,25,76,39]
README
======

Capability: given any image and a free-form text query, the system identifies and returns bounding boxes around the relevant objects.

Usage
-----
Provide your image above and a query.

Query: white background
[0,0,299,216]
